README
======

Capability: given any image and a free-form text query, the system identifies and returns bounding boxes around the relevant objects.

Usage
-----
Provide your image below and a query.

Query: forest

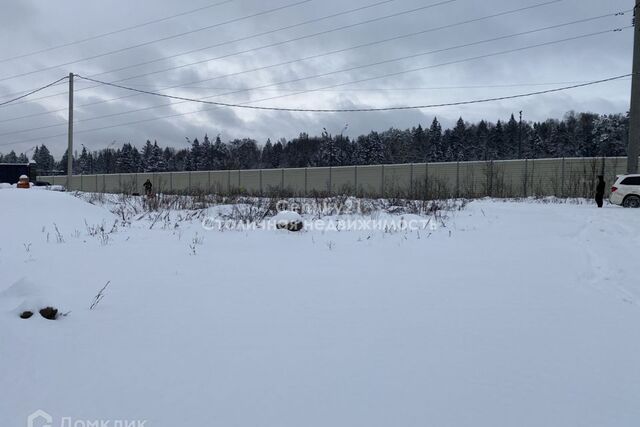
[0,112,628,175]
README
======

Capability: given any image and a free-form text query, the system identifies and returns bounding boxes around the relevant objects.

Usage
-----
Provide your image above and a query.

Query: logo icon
[27,410,52,427]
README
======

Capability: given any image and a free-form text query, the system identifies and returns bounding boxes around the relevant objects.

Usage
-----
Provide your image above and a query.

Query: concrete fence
[39,157,636,199]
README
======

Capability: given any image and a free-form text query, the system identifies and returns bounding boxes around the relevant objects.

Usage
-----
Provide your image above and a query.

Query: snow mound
[273,210,303,223]
[0,189,116,243]
[32,184,66,192]
[0,278,55,317]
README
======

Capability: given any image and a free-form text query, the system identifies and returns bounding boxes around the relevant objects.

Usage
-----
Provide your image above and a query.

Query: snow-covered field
[1,189,639,427]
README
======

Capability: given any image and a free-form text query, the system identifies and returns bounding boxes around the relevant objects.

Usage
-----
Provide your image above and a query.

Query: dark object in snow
[39,307,58,320]
[19,311,34,319]
[274,211,304,232]
[276,221,303,232]
[34,181,51,187]
[595,175,605,208]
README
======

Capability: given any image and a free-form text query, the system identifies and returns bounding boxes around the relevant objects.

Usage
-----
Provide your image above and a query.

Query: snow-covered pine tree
[200,135,213,171]
[427,118,443,162]
[78,146,92,174]
[3,150,18,163]
[211,135,229,170]
[593,114,627,157]
[261,139,274,168]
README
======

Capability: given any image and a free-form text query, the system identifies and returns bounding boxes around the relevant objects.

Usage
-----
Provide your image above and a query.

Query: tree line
[0,111,628,175]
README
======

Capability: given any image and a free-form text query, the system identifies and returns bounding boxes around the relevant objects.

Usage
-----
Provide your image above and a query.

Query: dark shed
[0,163,36,184]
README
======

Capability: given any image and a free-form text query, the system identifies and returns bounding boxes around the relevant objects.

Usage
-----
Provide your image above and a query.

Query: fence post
[489,160,494,197]
[281,169,284,191]
[523,159,529,198]
[354,165,358,195]
[409,163,414,197]
[456,161,460,199]
[561,157,566,198]
[188,171,192,192]
[169,172,173,193]
[208,171,211,193]
[304,168,308,196]
[259,169,263,195]
[425,162,429,199]
[381,164,385,197]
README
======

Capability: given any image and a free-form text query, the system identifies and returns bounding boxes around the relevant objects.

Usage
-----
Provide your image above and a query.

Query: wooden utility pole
[628,0,640,173]
[518,110,523,159]
[67,72,74,188]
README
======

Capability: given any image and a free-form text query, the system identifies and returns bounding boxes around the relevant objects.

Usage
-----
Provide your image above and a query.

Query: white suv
[610,174,640,208]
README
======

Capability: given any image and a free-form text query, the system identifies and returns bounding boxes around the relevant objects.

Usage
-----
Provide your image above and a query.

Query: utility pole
[628,0,640,174]
[67,72,74,188]
[518,111,523,159]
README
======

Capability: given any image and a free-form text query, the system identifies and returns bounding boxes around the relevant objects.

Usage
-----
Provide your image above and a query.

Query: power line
[0,27,628,148]
[0,0,459,109]
[123,79,633,91]
[0,0,316,83]
[114,6,621,95]
[2,78,625,127]
[66,20,632,124]
[0,76,68,107]
[86,0,562,86]
[0,74,629,150]
[84,0,403,81]
[2,25,629,139]
[75,74,632,113]
[0,0,235,64]
[253,27,630,107]
[0,0,585,122]
[0,73,104,101]
[4,78,633,138]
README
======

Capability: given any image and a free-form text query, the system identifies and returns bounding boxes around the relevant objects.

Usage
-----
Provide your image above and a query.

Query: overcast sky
[0,0,634,156]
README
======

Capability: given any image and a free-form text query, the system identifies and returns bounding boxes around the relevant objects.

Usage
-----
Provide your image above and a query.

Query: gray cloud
[0,0,633,156]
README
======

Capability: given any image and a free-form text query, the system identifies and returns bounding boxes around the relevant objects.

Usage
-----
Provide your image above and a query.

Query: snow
[1,189,639,426]
[1,182,64,190]
[272,210,303,223]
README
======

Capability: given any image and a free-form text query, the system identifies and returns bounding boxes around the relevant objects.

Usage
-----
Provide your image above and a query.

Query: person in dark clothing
[595,175,605,208]
[143,179,153,197]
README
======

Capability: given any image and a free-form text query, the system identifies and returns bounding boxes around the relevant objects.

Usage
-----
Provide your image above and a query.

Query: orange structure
[17,175,30,189]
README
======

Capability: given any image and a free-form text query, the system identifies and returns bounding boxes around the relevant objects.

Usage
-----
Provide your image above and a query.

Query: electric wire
[62,24,632,125]
[0,0,316,83]
[0,0,235,64]
[0,0,603,122]
[0,0,460,108]
[0,27,628,148]
[0,76,68,107]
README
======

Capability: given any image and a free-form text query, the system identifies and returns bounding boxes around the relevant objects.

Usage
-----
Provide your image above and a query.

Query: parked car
[610,174,640,208]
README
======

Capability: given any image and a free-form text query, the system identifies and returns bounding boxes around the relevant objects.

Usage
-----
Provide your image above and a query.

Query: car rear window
[621,176,640,186]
